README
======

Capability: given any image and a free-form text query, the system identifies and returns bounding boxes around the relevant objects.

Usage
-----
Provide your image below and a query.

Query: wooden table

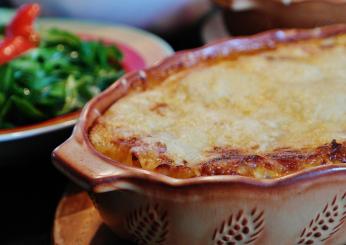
[53,186,132,245]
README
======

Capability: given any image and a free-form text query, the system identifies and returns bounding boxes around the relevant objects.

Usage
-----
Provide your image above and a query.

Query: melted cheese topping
[90,35,346,177]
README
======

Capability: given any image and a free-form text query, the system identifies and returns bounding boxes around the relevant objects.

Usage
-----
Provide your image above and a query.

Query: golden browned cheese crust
[89,34,346,179]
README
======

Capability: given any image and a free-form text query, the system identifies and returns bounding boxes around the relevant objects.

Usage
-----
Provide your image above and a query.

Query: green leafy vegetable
[0,28,124,128]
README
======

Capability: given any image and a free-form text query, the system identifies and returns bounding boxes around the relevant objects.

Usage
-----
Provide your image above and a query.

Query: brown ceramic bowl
[213,0,346,36]
[53,25,346,244]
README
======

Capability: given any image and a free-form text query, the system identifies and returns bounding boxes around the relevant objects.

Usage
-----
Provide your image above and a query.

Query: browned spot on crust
[131,153,141,168]
[150,103,168,116]
[200,161,239,176]
[155,141,167,154]
[319,42,335,49]
[330,139,346,163]
[105,137,346,178]
[155,164,196,178]
[158,155,174,165]
[208,146,243,156]
[200,140,346,178]
[113,136,139,147]
[265,55,302,61]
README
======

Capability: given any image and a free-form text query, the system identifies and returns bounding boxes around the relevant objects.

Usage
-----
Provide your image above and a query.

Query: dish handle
[52,133,128,192]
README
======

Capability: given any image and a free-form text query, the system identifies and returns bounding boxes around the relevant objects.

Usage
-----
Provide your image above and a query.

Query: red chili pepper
[0,4,41,66]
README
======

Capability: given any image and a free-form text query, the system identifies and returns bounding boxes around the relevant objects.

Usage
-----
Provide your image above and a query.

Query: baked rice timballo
[89,33,346,179]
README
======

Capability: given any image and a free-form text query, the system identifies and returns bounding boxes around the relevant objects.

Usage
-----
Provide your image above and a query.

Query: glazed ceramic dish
[0,12,173,164]
[54,25,346,244]
[213,0,346,35]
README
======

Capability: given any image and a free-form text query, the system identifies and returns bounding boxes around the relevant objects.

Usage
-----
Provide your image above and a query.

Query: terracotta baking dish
[213,0,346,35]
[53,25,346,244]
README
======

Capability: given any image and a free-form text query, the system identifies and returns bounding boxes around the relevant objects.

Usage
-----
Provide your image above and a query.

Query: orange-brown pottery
[53,25,346,244]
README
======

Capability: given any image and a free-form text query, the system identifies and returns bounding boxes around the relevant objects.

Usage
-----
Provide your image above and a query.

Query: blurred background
[11,0,210,32]
[1,0,212,50]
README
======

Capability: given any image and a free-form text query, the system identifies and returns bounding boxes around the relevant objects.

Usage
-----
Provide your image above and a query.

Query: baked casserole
[89,30,346,179]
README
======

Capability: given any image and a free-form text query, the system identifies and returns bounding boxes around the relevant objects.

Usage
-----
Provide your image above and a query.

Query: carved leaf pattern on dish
[126,203,168,245]
[297,192,346,245]
[212,208,264,245]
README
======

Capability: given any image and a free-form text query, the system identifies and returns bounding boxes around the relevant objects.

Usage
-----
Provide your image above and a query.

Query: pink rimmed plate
[0,17,173,163]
